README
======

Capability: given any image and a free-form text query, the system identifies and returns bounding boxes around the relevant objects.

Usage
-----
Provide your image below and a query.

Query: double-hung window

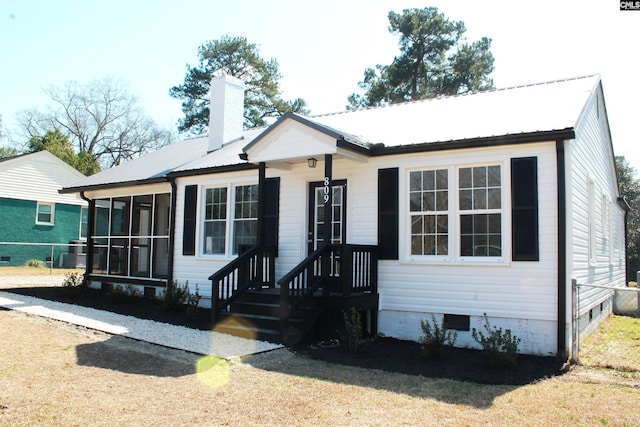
[459,165,502,257]
[203,187,228,255]
[410,169,449,256]
[408,163,503,261]
[36,202,55,225]
[202,184,258,256]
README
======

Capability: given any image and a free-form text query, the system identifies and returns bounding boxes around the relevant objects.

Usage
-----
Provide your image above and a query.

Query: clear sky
[1,1,638,168]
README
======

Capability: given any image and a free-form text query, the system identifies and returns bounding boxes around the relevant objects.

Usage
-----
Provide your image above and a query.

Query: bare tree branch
[17,77,176,168]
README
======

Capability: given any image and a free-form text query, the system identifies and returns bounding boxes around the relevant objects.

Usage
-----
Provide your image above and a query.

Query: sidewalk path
[0,290,282,359]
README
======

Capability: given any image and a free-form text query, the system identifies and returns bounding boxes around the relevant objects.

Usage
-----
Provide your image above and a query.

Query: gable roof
[0,151,87,205]
[62,74,601,192]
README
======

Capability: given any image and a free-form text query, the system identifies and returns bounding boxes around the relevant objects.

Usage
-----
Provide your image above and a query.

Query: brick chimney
[208,74,245,152]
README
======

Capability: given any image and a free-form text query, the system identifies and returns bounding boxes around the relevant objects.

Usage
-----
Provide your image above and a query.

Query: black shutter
[182,185,197,256]
[378,168,399,260]
[263,177,280,255]
[511,157,539,261]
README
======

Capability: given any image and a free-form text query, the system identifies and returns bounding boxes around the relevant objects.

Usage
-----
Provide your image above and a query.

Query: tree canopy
[170,35,309,135]
[616,156,640,281]
[27,128,100,175]
[19,77,175,169]
[348,7,495,109]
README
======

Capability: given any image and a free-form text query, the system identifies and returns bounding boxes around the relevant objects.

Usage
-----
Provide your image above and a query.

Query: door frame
[307,179,347,254]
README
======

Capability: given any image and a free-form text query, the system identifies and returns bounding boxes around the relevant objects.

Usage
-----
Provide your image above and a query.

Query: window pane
[488,188,501,209]
[422,170,435,191]
[410,171,422,191]
[488,214,501,233]
[94,199,110,236]
[111,198,130,236]
[411,235,422,255]
[473,166,487,187]
[423,192,435,211]
[459,168,472,188]
[109,238,128,275]
[436,169,448,189]
[473,189,487,210]
[459,189,472,210]
[411,215,422,234]
[130,238,150,277]
[131,195,153,236]
[436,190,448,210]
[410,193,421,212]
[437,215,448,233]
[460,214,473,234]
[80,207,89,239]
[152,237,169,278]
[153,194,171,236]
[488,165,501,187]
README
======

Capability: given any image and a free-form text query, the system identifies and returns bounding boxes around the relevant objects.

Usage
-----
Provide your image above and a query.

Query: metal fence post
[571,278,579,363]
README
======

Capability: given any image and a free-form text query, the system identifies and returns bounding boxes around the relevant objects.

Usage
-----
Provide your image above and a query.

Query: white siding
[0,151,87,206]
[372,143,560,355]
[171,143,561,354]
[567,86,626,305]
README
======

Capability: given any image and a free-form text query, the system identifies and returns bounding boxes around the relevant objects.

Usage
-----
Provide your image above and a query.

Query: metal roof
[63,75,600,192]
[308,74,599,147]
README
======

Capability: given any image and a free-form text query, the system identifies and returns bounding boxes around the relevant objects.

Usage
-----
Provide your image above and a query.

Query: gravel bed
[0,290,282,359]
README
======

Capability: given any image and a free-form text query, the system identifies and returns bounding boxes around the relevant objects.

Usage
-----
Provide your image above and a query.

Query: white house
[62,74,626,357]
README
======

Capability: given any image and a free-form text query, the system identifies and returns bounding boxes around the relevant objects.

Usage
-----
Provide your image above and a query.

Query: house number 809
[323,177,330,204]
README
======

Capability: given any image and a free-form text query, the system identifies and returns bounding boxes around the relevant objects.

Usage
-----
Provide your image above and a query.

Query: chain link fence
[573,280,640,373]
[0,241,87,272]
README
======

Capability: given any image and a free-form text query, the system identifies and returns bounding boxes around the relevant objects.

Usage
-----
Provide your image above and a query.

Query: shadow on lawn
[75,335,200,378]
[6,284,569,401]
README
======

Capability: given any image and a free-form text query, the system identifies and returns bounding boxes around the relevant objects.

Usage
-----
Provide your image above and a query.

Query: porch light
[307,158,317,168]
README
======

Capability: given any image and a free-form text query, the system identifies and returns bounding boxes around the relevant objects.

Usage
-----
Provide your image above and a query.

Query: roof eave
[370,128,576,156]
[60,176,170,194]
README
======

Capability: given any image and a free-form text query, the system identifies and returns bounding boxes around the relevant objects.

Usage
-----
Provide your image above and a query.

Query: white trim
[198,181,259,259]
[403,159,510,265]
[35,201,55,225]
[588,177,596,266]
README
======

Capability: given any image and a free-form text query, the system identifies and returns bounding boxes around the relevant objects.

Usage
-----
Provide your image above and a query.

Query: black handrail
[209,245,275,322]
[278,244,378,326]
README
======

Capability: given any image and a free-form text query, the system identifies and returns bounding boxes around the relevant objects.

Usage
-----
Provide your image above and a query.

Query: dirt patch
[4,284,566,385]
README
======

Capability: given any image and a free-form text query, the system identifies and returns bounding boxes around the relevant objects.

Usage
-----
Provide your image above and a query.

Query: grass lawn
[579,314,640,373]
[1,273,639,425]
[0,266,84,277]
[1,310,639,426]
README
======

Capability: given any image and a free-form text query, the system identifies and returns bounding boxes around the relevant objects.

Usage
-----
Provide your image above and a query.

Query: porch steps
[213,288,323,345]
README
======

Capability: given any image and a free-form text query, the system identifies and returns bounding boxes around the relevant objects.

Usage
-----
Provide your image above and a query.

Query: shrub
[24,259,46,268]
[339,307,364,353]
[472,314,521,367]
[419,315,457,359]
[63,272,84,288]
[162,281,200,314]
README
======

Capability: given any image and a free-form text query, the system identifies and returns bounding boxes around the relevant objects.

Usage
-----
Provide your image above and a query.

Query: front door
[308,180,347,254]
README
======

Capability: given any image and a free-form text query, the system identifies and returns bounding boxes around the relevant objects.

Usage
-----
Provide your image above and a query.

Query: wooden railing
[278,244,378,324]
[209,246,275,321]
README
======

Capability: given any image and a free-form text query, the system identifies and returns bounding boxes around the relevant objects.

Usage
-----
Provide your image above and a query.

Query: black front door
[307,180,347,254]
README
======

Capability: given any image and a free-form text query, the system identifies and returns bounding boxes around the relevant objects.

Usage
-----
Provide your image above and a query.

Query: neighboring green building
[0,151,87,267]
